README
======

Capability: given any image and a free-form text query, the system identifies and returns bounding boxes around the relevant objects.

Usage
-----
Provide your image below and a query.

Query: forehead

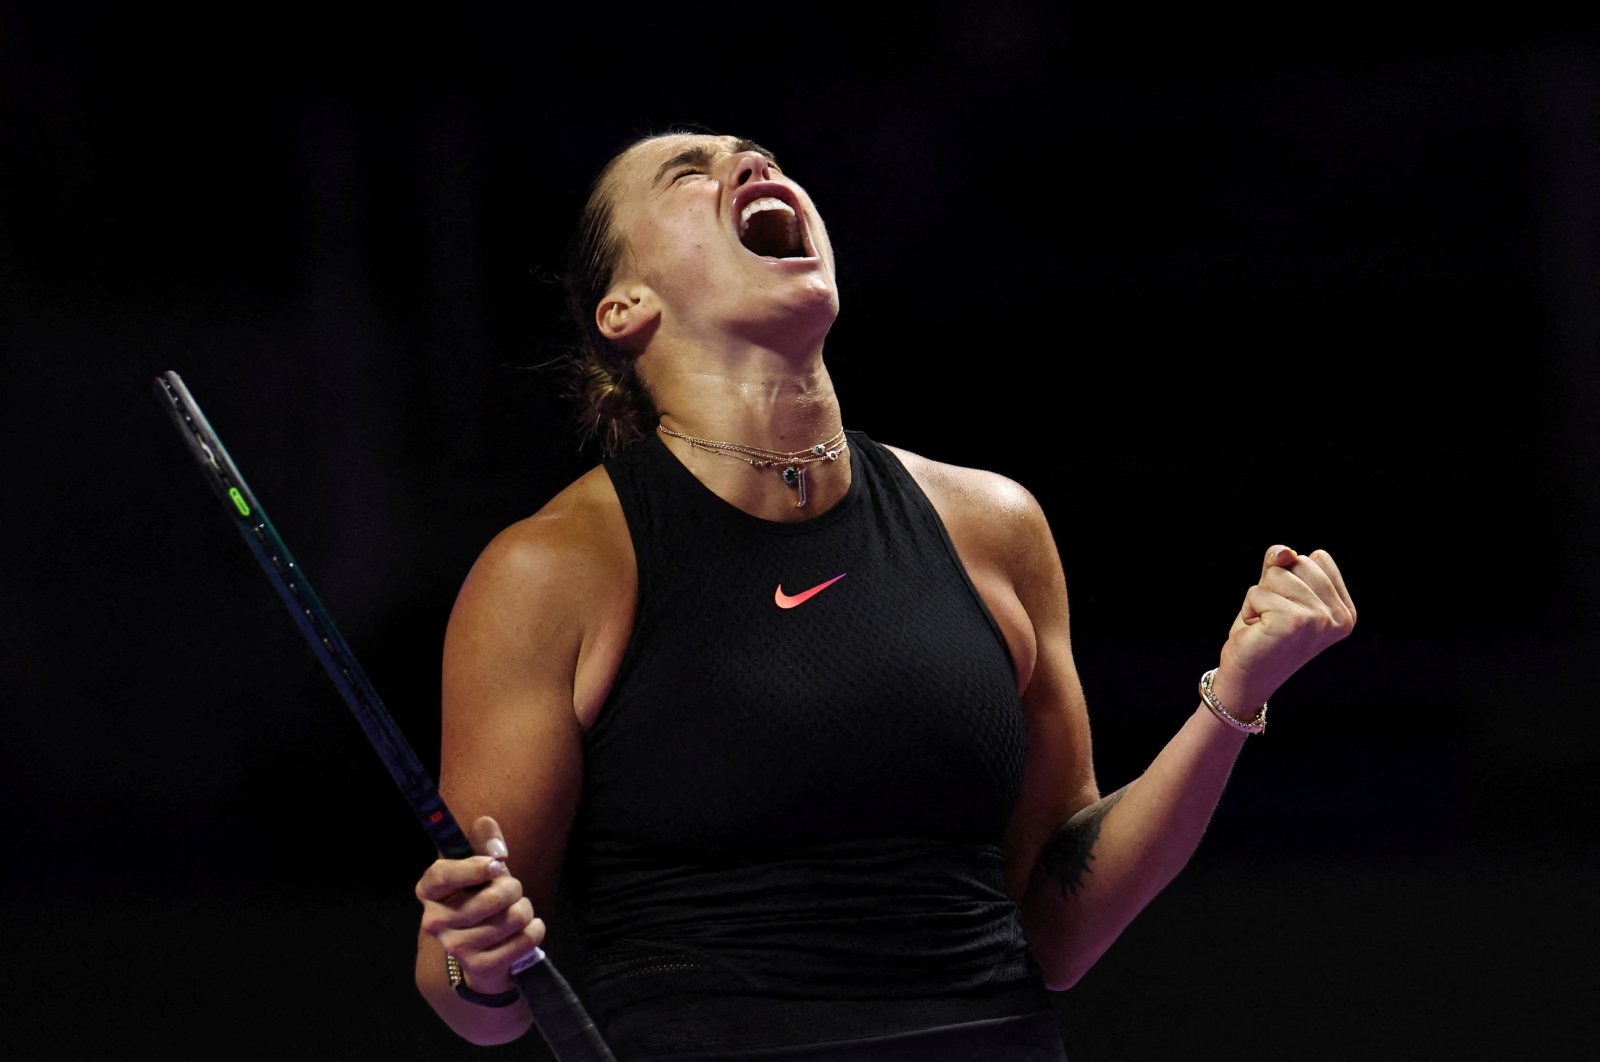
[605,133,770,195]
[625,132,744,167]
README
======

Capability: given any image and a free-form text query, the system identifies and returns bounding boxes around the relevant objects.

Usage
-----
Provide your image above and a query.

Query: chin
[736,291,838,353]
[787,281,841,341]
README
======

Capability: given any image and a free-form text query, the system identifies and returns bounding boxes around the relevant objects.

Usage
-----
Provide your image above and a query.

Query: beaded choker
[657,423,848,508]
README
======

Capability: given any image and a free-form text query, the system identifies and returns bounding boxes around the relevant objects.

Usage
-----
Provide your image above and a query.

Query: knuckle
[476,880,510,912]
[413,863,446,901]
[418,907,451,937]
[492,876,524,906]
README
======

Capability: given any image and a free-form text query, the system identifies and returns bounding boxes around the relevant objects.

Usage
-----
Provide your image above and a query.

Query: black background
[5,3,1598,1059]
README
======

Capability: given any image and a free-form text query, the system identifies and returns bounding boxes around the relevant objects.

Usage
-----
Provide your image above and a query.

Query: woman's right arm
[412,473,632,1045]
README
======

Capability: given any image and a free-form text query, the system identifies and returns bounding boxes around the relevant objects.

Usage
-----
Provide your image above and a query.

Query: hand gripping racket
[153,370,615,1062]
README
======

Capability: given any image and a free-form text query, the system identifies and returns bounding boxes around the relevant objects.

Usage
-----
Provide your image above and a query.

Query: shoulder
[881,443,1055,562]
[479,464,627,569]
[452,464,633,633]
[444,463,637,730]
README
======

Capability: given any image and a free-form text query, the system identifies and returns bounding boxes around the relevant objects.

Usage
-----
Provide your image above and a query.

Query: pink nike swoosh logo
[774,573,848,609]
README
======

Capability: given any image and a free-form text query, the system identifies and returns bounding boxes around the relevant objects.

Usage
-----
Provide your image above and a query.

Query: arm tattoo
[1036,783,1131,896]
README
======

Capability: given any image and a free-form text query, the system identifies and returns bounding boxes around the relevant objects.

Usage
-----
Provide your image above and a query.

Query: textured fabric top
[566,431,1047,1053]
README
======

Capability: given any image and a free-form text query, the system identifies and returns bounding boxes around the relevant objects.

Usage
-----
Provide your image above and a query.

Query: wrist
[1198,668,1268,735]
[445,954,522,1008]
[1206,666,1273,719]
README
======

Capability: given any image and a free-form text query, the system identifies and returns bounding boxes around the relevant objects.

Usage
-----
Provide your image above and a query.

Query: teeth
[739,196,797,234]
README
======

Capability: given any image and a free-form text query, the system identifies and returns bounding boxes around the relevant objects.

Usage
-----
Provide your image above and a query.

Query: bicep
[998,503,1100,900]
[437,530,588,914]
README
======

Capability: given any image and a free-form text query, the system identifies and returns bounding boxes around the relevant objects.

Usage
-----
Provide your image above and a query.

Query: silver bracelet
[1198,668,1268,734]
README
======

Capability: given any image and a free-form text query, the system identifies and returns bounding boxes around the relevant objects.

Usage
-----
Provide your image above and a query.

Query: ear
[596,285,660,346]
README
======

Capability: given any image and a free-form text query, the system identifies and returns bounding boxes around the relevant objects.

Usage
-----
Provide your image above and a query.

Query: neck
[647,340,842,451]
[656,419,851,511]
[650,368,851,520]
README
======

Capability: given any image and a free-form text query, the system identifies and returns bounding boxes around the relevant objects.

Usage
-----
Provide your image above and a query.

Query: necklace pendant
[656,423,844,510]
[782,465,808,507]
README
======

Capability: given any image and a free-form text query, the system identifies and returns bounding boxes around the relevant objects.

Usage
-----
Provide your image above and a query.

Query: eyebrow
[652,138,776,186]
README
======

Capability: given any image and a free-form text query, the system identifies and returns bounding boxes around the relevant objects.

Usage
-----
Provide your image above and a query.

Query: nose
[729,151,773,187]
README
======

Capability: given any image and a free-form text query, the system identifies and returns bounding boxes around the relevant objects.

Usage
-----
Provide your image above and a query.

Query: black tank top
[566,431,1052,1056]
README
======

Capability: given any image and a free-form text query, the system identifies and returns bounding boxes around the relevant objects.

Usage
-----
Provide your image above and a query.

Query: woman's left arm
[897,449,1355,990]
[989,487,1356,990]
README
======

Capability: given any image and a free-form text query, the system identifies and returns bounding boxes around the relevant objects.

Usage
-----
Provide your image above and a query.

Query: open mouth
[738,197,809,258]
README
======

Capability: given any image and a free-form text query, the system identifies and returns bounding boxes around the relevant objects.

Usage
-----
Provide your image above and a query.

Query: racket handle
[514,952,616,1062]
[428,812,612,1058]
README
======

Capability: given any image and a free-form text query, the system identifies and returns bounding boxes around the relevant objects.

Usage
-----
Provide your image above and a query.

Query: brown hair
[556,130,711,456]
[552,145,652,457]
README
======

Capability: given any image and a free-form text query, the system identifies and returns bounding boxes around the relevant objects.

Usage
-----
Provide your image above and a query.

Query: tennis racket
[153,369,615,1062]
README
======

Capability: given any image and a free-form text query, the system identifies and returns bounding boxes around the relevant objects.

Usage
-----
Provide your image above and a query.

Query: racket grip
[514,953,617,1062]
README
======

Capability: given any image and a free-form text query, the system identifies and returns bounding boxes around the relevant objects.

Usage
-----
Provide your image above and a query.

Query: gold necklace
[657,423,848,508]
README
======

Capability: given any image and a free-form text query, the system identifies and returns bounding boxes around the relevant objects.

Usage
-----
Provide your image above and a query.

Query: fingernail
[489,859,507,877]
[486,838,508,859]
